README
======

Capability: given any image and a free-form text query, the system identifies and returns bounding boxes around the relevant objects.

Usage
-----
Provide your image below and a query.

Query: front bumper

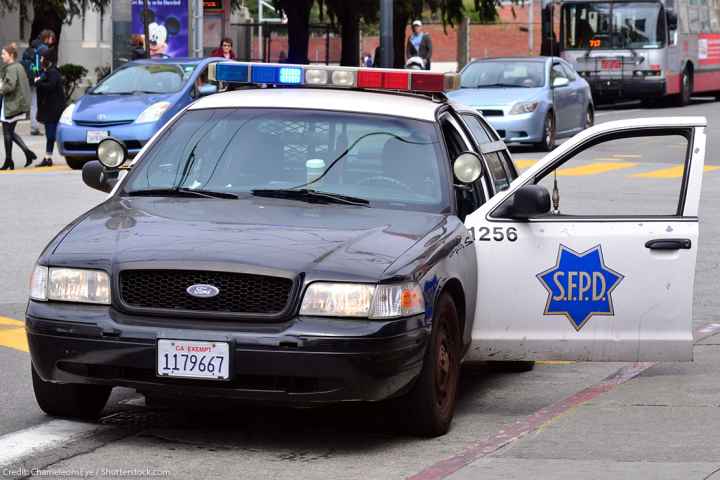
[57,122,159,159]
[584,76,665,100]
[483,108,546,144]
[27,301,429,404]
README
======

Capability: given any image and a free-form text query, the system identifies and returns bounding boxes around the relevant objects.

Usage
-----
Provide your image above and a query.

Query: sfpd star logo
[536,245,624,331]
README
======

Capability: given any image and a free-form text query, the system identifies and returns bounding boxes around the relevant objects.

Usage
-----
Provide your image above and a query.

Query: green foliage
[0,0,109,22]
[58,63,88,103]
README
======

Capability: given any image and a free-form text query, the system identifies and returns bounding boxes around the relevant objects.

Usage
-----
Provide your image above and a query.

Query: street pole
[380,0,393,67]
[529,0,535,55]
[193,0,204,57]
[143,0,150,58]
[258,0,263,62]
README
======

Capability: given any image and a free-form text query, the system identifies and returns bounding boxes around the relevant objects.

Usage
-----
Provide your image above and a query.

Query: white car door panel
[465,117,706,362]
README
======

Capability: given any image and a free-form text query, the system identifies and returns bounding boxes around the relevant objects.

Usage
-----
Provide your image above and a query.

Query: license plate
[157,339,230,380]
[600,59,622,70]
[86,130,109,144]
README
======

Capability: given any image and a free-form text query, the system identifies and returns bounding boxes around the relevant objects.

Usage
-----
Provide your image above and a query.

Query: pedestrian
[210,37,237,60]
[406,20,432,70]
[0,44,36,170]
[34,49,64,168]
[22,29,56,136]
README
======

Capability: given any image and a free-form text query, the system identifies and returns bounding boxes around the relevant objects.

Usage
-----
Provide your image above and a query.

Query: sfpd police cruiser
[26,61,707,437]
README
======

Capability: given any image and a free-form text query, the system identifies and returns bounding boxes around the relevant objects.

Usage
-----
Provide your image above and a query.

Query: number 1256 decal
[467,226,518,243]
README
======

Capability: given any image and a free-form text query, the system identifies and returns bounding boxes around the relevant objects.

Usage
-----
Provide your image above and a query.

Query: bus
[557,0,720,105]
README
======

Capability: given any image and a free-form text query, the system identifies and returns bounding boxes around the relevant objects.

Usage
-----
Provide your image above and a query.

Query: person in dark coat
[34,49,64,167]
[0,43,35,170]
[406,20,433,70]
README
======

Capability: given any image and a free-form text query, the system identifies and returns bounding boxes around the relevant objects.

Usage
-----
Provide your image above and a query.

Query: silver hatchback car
[448,57,594,151]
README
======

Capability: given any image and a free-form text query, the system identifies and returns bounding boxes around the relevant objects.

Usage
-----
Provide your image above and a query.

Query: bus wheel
[675,69,692,106]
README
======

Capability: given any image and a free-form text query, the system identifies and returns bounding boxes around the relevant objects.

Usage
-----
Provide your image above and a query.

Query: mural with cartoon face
[131,0,188,58]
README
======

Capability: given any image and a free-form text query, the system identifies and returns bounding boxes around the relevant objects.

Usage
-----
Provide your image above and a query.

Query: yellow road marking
[632,165,720,178]
[558,162,638,176]
[0,316,28,353]
[0,316,23,327]
[515,159,537,169]
[0,165,71,175]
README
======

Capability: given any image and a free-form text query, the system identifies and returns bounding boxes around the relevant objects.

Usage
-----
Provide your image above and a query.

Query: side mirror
[96,137,128,169]
[197,84,218,97]
[552,77,570,88]
[453,152,484,184]
[82,160,119,193]
[496,185,551,218]
[667,10,678,31]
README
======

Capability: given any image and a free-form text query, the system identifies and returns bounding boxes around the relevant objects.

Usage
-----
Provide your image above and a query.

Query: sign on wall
[131,0,189,58]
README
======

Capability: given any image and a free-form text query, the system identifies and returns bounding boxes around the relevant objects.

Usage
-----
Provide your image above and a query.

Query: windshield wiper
[251,188,369,206]
[126,188,238,199]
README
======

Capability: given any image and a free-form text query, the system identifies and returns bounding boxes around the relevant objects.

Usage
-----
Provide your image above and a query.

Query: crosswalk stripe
[557,162,638,176]
[632,165,720,178]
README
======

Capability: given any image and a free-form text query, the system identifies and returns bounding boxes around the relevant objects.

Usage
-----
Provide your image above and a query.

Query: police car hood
[51,197,447,280]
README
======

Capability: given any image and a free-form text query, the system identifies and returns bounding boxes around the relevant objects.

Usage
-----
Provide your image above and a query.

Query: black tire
[675,69,692,106]
[32,365,111,420]
[584,106,594,129]
[65,156,89,170]
[537,113,556,152]
[402,293,461,437]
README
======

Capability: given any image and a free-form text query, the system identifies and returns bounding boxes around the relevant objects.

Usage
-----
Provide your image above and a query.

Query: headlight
[30,266,111,304]
[59,103,75,125]
[509,101,539,115]
[135,101,171,124]
[299,282,425,319]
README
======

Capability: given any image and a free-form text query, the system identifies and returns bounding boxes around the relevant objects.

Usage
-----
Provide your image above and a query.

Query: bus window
[562,2,666,49]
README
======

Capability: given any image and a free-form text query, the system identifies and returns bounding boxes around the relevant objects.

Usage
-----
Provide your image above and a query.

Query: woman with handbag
[0,43,36,170]
[34,49,63,167]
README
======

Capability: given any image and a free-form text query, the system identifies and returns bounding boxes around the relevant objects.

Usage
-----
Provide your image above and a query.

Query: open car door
[466,117,706,362]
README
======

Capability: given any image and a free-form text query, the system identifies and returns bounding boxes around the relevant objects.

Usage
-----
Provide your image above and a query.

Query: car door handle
[645,238,692,250]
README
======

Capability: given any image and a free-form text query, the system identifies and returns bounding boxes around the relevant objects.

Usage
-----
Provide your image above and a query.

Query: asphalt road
[1,98,719,479]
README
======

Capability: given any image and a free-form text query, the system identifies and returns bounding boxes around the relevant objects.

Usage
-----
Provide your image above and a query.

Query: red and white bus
[558,0,720,104]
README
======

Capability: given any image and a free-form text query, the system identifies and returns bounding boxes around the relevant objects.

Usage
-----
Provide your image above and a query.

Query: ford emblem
[186,284,220,298]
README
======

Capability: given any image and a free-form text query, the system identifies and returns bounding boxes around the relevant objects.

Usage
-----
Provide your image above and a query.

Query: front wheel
[32,365,111,419]
[65,156,89,170]
[402,293,461,437]
[537,113,556,152]
[675,69,692,106]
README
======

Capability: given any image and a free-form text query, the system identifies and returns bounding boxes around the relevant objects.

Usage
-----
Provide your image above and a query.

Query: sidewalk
[3,120,68,169]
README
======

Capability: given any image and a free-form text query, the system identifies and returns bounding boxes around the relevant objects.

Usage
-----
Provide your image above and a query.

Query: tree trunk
[30,1,63,47]
[338,6,359,66]
[280,0,313,64]
[393,9,410,68]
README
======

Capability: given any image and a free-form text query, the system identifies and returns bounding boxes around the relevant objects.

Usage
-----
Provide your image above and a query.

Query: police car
[26,62,707,437]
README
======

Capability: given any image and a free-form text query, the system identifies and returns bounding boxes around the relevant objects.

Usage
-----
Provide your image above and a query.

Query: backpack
[20,47,39,86]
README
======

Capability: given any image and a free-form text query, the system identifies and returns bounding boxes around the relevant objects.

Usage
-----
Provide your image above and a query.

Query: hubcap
[435,328,452,408]
[545,118,553,145]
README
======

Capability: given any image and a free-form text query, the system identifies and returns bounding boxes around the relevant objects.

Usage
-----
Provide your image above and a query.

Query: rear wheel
[537,113,556,152]
[401,293,461,437]
[65,156,89,170]
[675,69,692,106]
[32,365,111,419]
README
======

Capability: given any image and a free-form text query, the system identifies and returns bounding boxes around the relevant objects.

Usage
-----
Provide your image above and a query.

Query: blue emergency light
[208,62,461,93]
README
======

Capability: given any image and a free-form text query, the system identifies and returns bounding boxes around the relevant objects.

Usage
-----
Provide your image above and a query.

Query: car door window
[459,113,494,144]
[525,131,690,217]
[551,63,568,84]
[460,113,516,193]
[440,114,487,217]
[192,64,219,97]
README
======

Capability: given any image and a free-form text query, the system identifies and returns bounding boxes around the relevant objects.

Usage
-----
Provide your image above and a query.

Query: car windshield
[92,63,196,95]
[122,108,449,212]
[460,61,546,88]
[562,2,666,50]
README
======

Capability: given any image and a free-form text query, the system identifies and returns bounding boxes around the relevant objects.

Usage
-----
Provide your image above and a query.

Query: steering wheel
[357,175,413,192]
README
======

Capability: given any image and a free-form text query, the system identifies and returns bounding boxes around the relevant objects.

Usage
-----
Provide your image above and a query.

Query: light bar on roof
[208,62,459,93]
